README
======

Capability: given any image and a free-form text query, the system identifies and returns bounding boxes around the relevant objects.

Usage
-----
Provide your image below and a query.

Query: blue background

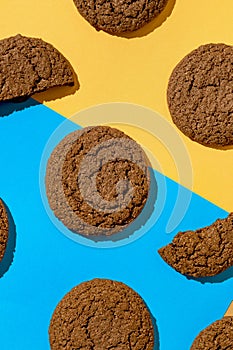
[0,100,232,350]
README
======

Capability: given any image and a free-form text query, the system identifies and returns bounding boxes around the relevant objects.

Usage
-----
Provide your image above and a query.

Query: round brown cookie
[0,199,9,262]
[46,125,150,237]
[167,43,233,147]
[49,278,154,350]
[158,213,233,277]
[191,316,233,350]
[0,34,74,102]
[73,0,168,35]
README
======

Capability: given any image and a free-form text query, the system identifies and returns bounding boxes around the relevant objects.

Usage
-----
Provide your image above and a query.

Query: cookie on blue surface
[167,43,233,147]
[45,125,150,237]
[73,0,168,35]
[191,316,233,349]
[49,278,154,350]
[158,213,233,277]
[0,34,75,101]
[0,199,8,262]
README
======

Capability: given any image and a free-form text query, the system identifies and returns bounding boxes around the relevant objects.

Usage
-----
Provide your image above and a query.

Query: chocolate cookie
[167,43,233,147]
[46,125,150,237]
[158,213,233,277]
[191,316,233,350]
[73,0,168,35]
[0,34,74,101]
[0,199,9,262]
[49,278,154,350]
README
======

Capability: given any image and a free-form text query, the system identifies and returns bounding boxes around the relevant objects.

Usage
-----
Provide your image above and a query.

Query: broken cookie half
[158,213,233,278]
[0,34,75,102]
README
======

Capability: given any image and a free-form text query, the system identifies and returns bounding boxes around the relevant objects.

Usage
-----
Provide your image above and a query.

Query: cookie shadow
[0,97,40,117]
[118,0,176,39]
[0,69,79,117]
[33,68,80,103]
[151,314,160,350]
[144,300,160,350]
[187,266,233,284]
[0,201,16,278]
[196,139,233,151]
[85,167,157,243]
[208,144,233,151]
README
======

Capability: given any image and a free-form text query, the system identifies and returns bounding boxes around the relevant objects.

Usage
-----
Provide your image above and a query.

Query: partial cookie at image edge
[73,0,169,35]
[191,316,233,350]
[0,34,75,102]
[49,278,155,350]
[158,212,233,277]
[0,199,9,262]
[167,43,233,148]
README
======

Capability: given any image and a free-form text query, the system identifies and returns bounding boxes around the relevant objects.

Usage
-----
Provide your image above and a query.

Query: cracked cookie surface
[167,43,233,147]
[191,316,233,350]
[158,213,233,277]
[49,278,154,350]
[46,125,150,237]
[0,199,9,262]
[0,34,74,101]
[73,0,168,34]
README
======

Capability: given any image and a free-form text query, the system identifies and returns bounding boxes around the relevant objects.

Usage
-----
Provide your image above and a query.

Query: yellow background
[0,0,233,212]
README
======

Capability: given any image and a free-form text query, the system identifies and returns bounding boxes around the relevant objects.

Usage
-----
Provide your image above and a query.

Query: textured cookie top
[0,199,9,262]
[191,317,233,350]
[167,43,233,147]
[73,0,168,34]
[46,125,150,237]
[49,278,154,350]
[0,34,74,101]
[158,213,233,277]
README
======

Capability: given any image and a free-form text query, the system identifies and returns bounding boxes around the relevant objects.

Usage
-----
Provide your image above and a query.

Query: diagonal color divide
[225,302,233,317]
[0,100,231,350]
